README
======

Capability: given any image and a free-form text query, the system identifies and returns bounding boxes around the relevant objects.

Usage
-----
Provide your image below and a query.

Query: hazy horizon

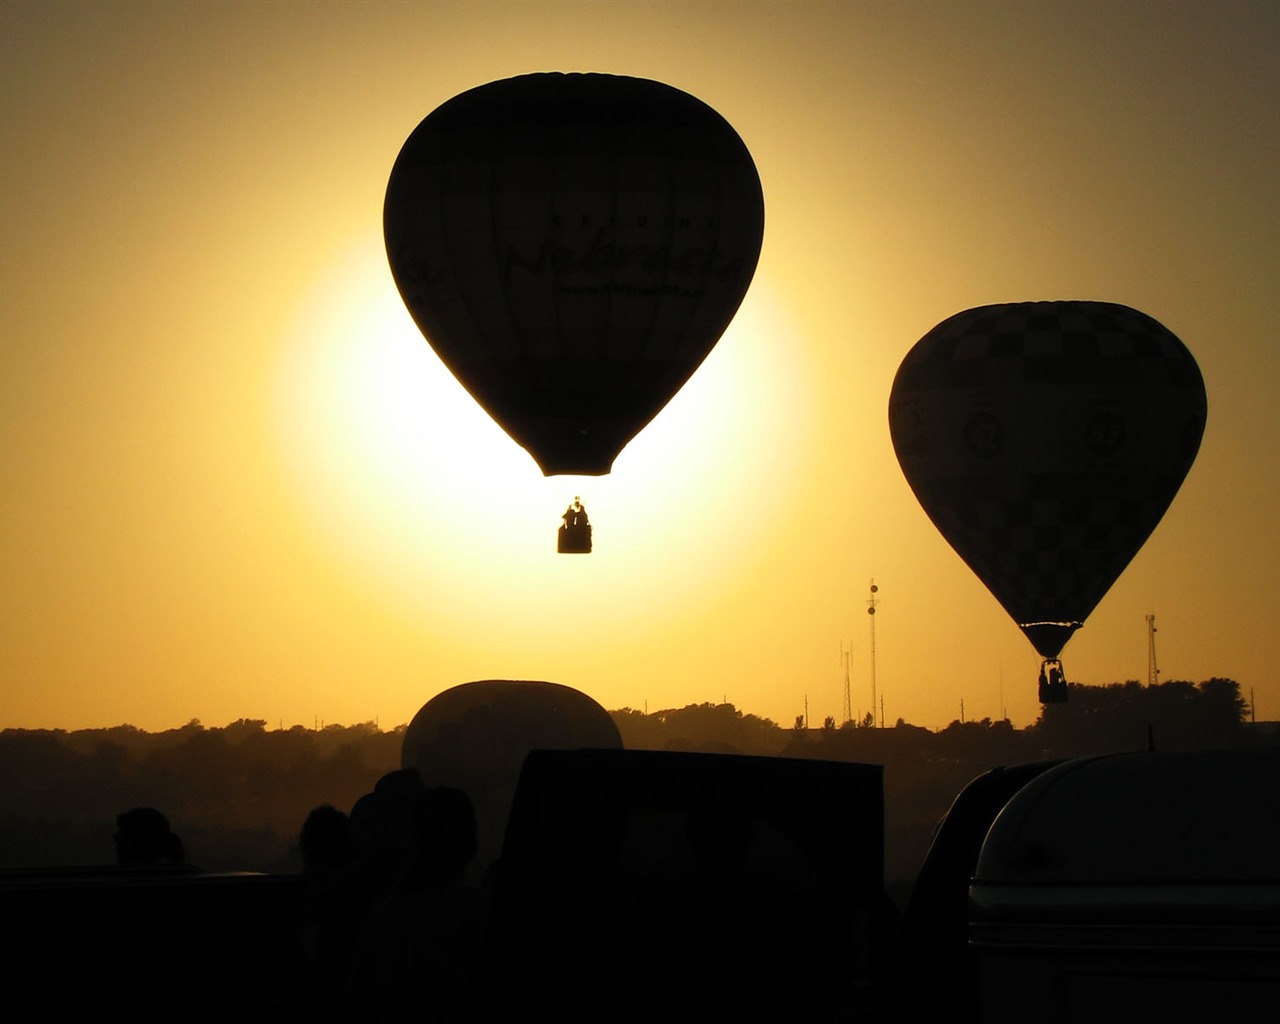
[3,672,1262,737]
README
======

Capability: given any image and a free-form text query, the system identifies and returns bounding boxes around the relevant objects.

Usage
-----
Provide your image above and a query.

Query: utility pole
[1146,614,1160,687]
[867,579,880,727]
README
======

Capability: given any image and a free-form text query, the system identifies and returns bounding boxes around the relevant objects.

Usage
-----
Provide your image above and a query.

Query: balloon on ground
[401,680,622,873]
[888,300,1207,701]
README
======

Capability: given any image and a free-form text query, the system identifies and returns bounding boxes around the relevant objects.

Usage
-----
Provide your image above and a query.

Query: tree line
[0,678,1266,884]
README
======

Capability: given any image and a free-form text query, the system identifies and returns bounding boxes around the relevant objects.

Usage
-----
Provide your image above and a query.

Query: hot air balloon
[888,301,1206,702]
[401,680,622,874]
[384,73,765,484]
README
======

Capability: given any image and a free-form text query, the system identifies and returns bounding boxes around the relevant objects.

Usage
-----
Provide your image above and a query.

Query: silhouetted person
[559,496,592,553]
[325,774,432,963]
[299,804,357,873]
[1039,659,1069,702]
[292,774,437,1023]
[346,785,489,1022]
[296,804,359,1023]
[563,498,588,527]
[114,806,185,866]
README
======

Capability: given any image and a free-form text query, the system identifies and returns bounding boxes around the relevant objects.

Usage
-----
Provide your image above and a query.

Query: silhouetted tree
[0,682,1257,881]
[0,719,404,870]
[1033,677,1250,756]
[611,703,786,754]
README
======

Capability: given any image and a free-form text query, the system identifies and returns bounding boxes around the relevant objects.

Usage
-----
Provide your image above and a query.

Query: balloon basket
[558,524,592,554]
[1038,659,1069,703]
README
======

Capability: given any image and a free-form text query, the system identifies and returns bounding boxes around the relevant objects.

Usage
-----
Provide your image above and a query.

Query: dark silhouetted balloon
[889,301,1207,668]
[401,680,622,872]
[384,72,765,475]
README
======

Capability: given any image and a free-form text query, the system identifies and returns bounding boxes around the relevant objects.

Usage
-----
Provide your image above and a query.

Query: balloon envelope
[888,301,1206,659]
[384,72,765,475]
[401,680,622,872]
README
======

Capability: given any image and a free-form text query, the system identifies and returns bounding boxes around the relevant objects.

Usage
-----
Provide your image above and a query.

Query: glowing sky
[3,1,1278,731]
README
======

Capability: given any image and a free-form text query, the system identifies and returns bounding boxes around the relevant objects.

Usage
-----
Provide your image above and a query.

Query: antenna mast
[1146,613,1160,687]
[867,579,880,727]
[841,642,853,725]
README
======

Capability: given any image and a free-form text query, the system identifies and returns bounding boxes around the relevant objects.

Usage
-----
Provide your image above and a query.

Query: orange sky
[3,1,1277,732]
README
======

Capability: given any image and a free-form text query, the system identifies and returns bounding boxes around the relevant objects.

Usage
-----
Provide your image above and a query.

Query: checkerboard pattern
[889,301,1207,658]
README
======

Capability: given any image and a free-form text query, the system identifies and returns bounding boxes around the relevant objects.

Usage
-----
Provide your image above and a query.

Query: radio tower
[867,579,880,727]
[841,642,853,725]
[1146,614,1160,687]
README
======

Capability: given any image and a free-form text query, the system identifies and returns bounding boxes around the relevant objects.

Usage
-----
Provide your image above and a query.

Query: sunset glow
[276,230,812,651]
[2,1,1277,732]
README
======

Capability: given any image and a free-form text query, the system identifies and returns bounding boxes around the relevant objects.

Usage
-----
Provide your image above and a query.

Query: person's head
[299,803,356,871]
[406,786,479,886]
[115,806,184,865]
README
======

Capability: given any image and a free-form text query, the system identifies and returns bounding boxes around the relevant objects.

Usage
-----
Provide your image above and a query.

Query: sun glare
[275,233,810,637]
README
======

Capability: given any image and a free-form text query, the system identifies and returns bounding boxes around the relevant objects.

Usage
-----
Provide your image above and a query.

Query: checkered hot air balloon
[888,301,1207,702]
[384,73,765,478]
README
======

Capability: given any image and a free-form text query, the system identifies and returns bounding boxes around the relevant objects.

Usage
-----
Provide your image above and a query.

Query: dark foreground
[4,747,1278,1022]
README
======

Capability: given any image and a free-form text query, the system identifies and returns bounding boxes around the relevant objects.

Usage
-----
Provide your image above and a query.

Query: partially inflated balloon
[384,73,765,476]
[889,301,1206,674]
[401,680,621,873]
